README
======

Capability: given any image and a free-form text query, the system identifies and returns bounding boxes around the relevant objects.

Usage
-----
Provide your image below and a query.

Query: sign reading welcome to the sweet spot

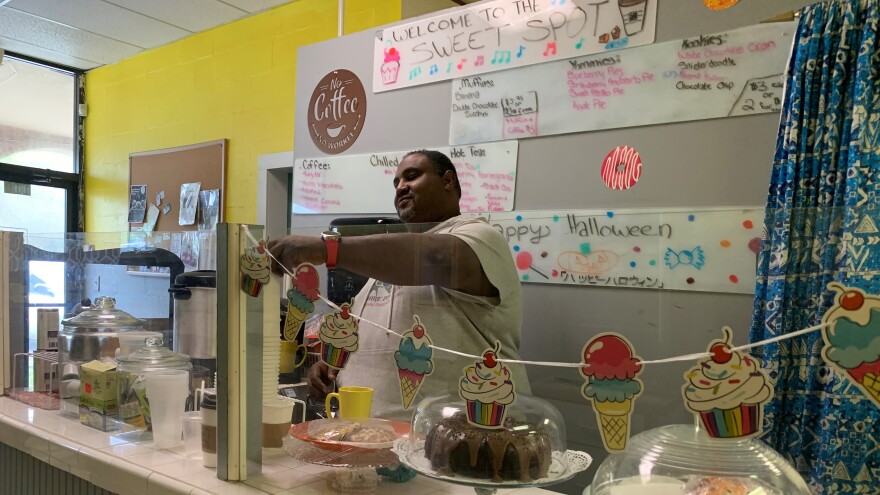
[293,141,518,214]
[374,0,657,92]
[450,22,794,144]
[489,208,763,294]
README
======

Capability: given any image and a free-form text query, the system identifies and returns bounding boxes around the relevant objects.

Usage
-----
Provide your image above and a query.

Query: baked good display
[423,412,551,482]
[311,420,397,444]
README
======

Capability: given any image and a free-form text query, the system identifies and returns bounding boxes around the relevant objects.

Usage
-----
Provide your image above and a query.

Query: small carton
[79,360,119,431]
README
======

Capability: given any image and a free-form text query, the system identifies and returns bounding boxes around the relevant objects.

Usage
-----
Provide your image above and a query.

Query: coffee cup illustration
[618,0,648,36]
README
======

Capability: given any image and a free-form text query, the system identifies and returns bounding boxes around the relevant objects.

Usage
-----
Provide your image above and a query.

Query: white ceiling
[0,0,295,70]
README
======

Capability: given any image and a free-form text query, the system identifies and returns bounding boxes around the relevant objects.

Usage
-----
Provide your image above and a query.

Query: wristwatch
[321,230,341,269]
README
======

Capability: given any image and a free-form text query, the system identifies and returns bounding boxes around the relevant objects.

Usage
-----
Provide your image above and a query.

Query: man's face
[393,154,450,223]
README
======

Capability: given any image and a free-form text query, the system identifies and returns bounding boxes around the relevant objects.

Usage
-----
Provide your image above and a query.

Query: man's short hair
[405,149,462,197]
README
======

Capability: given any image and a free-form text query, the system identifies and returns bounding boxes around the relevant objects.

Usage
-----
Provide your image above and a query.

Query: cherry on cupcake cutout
[412,316,425,339]
[839,290,865,311]
[710,342,733,364]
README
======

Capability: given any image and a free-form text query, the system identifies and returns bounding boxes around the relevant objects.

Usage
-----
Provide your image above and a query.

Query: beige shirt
[337,214,530,420]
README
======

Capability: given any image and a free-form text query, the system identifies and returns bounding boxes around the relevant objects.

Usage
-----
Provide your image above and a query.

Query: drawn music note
[490,50,511,64]
[474,55,485,66]
[516,45,525,58]
[457,58,468,70]
[446,62,453,73]
[543,42,557,56]
[551,0,566,4]
[575,37,584,49]
[408,67,422,80]
[429,64,439,75]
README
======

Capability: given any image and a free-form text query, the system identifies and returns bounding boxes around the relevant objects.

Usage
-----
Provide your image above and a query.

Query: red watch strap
[325,237,339,269]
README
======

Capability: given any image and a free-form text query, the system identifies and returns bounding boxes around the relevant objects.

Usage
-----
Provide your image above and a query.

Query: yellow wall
[84,0,401,232]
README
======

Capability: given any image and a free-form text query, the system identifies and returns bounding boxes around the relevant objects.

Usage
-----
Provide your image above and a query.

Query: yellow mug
[279,341,307,373]
[325,386,373,419]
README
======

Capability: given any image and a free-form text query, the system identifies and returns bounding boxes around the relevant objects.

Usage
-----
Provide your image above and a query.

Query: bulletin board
[128,140,226,232]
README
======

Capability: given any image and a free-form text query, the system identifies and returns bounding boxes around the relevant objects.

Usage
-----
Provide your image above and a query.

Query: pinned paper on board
[682,327,772,439]
[601,146,643,191]
[142,204,160,234]
[128,185,147,223]
[395,315,434,409]
[580,333,643,452]
[198,189,220,231]
[179,182,201,226]
[284,264,321,341]
[821,283,880,410]
[704,0,740,10]
[155,190,165,207]
[318,301,359,370]
[459,342,515,429]
[162,203,172,215]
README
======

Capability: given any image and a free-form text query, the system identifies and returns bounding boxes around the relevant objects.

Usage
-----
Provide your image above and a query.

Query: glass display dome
[587,424,810,495]
[394,393,591,490]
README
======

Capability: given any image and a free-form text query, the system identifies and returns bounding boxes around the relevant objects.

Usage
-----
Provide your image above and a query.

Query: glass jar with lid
[587,424,810,495]
[58,296,145,416]
[117,336,192,435]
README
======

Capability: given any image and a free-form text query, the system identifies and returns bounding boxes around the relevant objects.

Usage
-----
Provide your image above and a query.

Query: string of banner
[242,226,828,367]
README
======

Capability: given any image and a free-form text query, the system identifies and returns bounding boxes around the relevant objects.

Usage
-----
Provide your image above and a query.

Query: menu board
[450,22,794,144]
[374,0,657,92]
[293,141,518,214]
[488,207,763,294]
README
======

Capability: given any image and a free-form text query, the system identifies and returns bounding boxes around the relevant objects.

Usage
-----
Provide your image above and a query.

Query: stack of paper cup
[145,370,190,449]
[263,331,281,403]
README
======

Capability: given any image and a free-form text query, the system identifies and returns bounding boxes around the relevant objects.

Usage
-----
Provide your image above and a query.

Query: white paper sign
[374,0,657,92]
[293,142,519,214]
[488,207,763,294]
[450,23,793,144]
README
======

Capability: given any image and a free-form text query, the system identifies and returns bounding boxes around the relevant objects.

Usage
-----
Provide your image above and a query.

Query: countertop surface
[0,397,563,495]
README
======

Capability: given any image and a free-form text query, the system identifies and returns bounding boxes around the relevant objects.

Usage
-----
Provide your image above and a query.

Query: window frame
[0,51,84,233]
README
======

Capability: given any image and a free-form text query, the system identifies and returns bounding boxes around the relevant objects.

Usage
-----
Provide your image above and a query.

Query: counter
[0,397,560,495]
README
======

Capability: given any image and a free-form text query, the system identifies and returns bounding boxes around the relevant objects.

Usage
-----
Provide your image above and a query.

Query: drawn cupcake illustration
[239,243,270,297]
[319,302,359,370]
[682,327,772,439]
[381,47,401,84]
[459,342,515,428]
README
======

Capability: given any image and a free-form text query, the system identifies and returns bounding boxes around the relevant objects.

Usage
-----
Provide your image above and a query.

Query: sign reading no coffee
[307,69,367,155]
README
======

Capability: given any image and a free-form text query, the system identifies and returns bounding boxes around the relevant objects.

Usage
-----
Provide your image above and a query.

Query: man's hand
[308,361,337,400]
[266,235,325,276]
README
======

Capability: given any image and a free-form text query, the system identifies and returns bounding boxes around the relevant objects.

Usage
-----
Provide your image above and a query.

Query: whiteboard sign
[488,208,762,294]
[293,142,519,214]
[450,22,794,144]
[374,0,657,92]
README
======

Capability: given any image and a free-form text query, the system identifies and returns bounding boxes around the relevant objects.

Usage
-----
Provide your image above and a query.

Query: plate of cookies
[290,418,411,451]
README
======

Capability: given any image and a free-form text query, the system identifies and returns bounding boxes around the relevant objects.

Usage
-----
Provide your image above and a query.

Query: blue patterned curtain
[750,1,880,492]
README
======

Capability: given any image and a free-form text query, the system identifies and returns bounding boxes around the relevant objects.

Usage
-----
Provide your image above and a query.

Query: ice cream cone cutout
[283,263,321,341]
[459,341,515,429]
[682,327,772,439]
[580,333,643,452]
[318,301,359,370]
[821,283,880,410]
[395,315,434,409]
[240,241,270,297]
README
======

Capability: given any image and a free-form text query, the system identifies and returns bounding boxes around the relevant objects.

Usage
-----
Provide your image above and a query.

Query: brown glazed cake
[424,413,552,482]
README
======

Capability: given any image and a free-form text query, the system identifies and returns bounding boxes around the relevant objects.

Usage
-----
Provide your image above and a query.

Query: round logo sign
[307,69,367,154]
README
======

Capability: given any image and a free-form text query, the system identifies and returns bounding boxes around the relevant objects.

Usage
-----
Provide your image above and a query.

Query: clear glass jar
[116,337,192,434]
[587,424,810,495]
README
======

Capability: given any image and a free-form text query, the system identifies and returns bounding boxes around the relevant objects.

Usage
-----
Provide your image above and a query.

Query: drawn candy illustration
[821,283,880,409]
[395,315,434,409]
[580,333,643,451]
[664,247,705,270]
[682,327,772,439]
[459,342,515,428]
[319,302,359,370]
[283,263,320,341]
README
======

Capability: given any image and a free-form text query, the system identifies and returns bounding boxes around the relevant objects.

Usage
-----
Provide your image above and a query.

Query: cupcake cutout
[459,342,515,428]
[682,327,772,439]
[580,333,644,452]
[395,315,434,409]
[319,301,359,370]
[239,242,270,297]
[821,283,880,409]
[283,263,321,341]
